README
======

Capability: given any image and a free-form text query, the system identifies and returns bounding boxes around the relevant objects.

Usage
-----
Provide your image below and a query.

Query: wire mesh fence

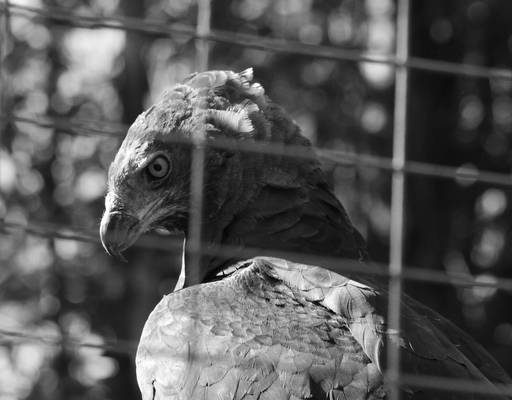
[1,1,512,399]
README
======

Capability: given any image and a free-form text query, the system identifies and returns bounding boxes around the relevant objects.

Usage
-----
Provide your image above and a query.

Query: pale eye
[147,156,170,180]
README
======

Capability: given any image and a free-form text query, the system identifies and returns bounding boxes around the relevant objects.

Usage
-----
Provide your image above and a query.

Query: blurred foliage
[0,0,512,399]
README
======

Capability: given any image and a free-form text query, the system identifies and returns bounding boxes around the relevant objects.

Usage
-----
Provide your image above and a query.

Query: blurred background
[1,0,512,399]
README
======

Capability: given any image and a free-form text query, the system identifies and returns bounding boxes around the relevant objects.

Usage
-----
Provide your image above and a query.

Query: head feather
[207,109,254,135]
[183,68,266,107]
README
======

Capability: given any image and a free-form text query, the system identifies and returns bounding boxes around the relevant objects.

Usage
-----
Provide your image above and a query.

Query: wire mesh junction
[1,1,512,399]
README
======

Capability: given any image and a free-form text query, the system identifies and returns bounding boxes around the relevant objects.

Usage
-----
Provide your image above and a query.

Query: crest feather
[185,70,231,90]
[184,68,266,105]
[207,109,254,134]
[238,68,254,82]
[230,99,260,115]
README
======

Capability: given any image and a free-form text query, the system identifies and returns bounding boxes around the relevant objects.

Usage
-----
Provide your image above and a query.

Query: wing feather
[257,257,509,399]
[136,257,508,400]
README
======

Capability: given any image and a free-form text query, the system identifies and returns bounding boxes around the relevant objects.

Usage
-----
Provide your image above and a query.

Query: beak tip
[99,211,139,262]
[103,241,131,263]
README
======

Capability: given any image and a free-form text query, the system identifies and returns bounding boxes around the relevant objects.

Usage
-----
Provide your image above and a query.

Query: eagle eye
[146,155,170,180]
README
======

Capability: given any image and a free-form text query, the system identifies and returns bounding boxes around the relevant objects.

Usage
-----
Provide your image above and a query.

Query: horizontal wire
[0,327,136,355]
[2,326,512,398]
[0,219,99,243]
[2,113,128,137]
[399,373,512,398]
[1,3,512,81]
[1,327,512,397]
[4,113,512,187]
[2,218,512,292]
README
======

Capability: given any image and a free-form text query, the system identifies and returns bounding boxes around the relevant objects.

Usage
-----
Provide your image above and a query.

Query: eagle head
[100,68,305,261]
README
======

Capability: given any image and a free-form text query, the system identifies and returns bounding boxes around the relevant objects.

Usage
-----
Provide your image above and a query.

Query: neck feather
[201,165,367,282]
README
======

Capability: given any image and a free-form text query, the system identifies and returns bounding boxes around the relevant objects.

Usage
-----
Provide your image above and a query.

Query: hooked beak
[99,211,141,262]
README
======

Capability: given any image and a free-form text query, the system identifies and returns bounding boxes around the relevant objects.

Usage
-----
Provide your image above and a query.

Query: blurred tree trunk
[406,1,462,323]
[406,0,512,371]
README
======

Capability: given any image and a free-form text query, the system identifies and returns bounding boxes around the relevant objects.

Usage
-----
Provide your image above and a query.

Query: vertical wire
[185,142,206,286]
[184,0,211,285]
[1,0,12,220]
[195,0,211,71]
[386,0,410,399]
[180,0,212,359]
[0,0,11,126]
[0,4,19,395]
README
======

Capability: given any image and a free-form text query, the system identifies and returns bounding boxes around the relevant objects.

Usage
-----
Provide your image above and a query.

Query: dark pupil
[153,163,162,171]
